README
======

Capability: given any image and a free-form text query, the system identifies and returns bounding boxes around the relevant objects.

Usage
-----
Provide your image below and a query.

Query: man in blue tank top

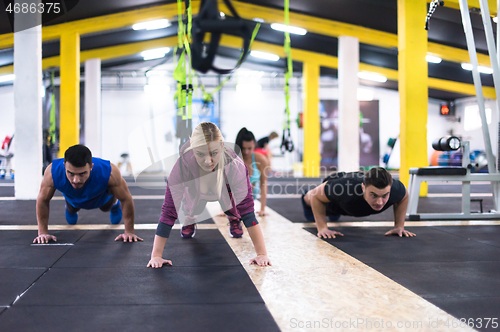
[34,145,143,244]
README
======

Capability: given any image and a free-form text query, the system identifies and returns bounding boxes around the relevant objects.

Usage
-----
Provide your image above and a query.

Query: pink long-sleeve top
[157,141,258,237]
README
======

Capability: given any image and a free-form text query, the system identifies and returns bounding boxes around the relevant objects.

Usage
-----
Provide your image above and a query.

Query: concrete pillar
[302,61,321,177]
[13,0,43,199]
[338,36,360,172]
[84,58,101,157]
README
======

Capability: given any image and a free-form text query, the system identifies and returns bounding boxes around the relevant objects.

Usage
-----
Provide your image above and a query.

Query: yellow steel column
[302,61,321,177]
[59,30,81,157]
[398,0,428,195]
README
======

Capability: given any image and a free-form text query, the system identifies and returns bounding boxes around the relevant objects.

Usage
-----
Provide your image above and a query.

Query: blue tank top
[249,153,260,184]
[51,157,113,209]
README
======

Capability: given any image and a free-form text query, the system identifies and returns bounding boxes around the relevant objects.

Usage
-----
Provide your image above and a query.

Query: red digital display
[440,104,450,115]
[440,102,455,116]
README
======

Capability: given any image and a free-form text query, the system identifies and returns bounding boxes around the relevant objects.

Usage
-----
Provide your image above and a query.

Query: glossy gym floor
[1,175,499,332]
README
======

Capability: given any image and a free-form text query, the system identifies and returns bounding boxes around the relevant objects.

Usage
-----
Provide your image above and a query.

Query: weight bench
[407,165,500,220]
[406,139,500,220]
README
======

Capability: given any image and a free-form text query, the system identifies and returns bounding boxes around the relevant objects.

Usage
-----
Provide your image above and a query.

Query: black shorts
[65,195,116,213]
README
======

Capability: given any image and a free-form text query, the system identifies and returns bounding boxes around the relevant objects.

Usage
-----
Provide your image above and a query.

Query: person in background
[255,131,279,169]
[236,128,270,216]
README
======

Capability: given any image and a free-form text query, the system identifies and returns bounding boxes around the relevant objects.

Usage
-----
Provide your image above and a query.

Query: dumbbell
[432,136,461,151]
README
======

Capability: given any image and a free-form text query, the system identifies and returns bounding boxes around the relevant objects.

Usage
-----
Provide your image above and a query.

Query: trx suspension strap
[281,0,294,153]
[174,0,194,151]
[175,0,260,150]
[49,71,56,148]
[191,0,257,74]
[174,0,261,149]
[174,51,193,151]
[425,0,444,30]
[193,22,260,106]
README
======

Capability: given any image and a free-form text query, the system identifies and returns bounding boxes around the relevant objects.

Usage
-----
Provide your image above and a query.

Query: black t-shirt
[257,137,269,148]
[323,172,406,217]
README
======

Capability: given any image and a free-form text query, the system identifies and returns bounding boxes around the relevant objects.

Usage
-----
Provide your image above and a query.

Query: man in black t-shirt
[302,167,415,239]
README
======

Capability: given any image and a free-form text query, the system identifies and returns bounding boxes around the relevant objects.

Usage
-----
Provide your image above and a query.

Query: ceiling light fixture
[461,63,493,74]
[250,50,280,61]
[426,55,442,63]
[478,66,494,74]
[357,72,387,83]
[461,63,473,70]
[132,19,171,31]
[141,47,171,60]
[0,74,15,83]
[270,23,307,35]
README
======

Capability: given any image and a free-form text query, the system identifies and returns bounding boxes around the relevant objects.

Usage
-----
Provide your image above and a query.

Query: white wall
[220,76,302,172]
[1,68,498,172]
[450,97,499,155]
[101,89,176,166]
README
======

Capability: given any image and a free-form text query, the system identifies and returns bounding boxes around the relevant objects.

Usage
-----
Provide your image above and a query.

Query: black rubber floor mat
[0,199,217,225]
[268,195,495,222]
[0,230,85,245]
[53,242,241,268]
[15,266,265,306]
[0,268,46,306]
[0,229,279,332]
[0,245,74,268]
[0,303,280,332]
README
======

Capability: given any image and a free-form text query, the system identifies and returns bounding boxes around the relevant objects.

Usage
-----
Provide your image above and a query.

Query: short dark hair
[364,167,393,189]
[64,145,92,167]
[235,127,256,154]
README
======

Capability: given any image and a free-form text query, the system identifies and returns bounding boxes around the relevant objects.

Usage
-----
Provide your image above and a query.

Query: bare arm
[247,224,271,266]
[147,235,172,268]
[393,189,409,229]
[255,153,269,215]
[385,188,415,237]
[310,182,344,239]
[108,164,143,241]
[34,164,57,243]
[310,182,330,232]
